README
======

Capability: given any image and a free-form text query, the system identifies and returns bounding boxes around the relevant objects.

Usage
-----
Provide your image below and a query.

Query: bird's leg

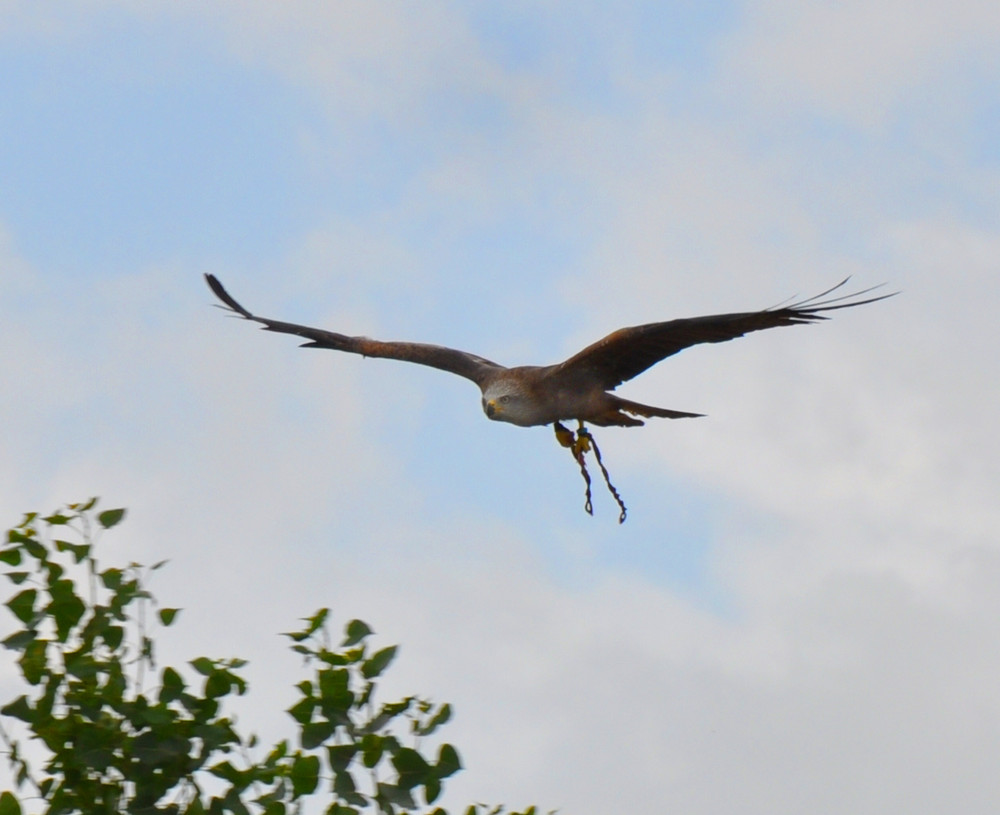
[576,422,627,524]
[554,422,594,516]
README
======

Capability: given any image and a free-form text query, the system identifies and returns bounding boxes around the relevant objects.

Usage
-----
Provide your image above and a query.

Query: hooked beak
[484,399,498,418]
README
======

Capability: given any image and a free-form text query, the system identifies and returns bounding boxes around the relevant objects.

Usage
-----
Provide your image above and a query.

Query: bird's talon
[554,422,575,448]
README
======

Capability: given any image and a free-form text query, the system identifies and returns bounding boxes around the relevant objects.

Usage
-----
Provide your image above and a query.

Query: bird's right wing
[205,275,502,387]
[550,279,896,390]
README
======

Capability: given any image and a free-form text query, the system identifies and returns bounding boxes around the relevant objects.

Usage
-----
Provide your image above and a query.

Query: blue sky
[2,3,1000,813]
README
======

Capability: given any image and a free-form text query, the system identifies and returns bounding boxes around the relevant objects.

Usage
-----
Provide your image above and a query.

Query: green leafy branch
[0,500,550,815]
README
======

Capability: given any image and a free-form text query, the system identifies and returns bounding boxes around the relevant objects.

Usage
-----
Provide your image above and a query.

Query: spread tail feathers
[616,397,703,420]
[590,396,704,427]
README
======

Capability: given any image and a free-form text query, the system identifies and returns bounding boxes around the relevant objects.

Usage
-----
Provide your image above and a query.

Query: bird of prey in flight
[205,274,893,521]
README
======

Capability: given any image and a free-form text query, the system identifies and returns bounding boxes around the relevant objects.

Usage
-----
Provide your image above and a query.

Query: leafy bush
[0,500,546,815]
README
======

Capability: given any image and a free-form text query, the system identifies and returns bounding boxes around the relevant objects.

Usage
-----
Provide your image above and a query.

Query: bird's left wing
[549,279,896,390]
[205,274,502,387]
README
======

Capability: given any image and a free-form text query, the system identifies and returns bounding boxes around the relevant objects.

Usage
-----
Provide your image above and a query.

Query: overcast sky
[2,2,1000,813]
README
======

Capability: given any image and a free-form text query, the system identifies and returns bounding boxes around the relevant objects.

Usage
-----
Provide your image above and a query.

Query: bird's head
[481,381,533,426]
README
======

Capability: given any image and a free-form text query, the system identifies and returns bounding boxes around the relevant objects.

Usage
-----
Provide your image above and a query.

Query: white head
[481,381,535,427]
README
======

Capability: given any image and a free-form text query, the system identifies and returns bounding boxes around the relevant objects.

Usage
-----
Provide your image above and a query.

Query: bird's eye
[499,395,511,404]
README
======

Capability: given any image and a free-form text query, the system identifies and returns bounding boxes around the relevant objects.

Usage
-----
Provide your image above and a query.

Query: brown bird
[205,274,894,520]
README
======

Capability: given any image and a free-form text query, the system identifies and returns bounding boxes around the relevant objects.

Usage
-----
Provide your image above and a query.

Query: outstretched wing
[550,279,896,390]
[205,274,503,386]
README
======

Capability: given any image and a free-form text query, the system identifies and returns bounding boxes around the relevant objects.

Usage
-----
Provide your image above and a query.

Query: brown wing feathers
[553,279,895,390]
[205,273,358,351]
[204,274,501,386]
[207,274,893,394]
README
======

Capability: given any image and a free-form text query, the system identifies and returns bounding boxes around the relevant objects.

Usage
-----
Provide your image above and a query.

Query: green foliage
[0,500,549,815]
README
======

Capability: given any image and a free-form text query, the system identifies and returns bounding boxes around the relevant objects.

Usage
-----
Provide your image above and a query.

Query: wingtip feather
[776,280,899,318]
[204,274,254,319]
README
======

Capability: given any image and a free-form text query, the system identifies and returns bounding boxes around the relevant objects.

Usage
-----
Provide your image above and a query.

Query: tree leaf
[321,646,364,667]
[332,770,367,808]
[2,630,36,651]
[159,608,181,626]
[361,646,397,679]
[416,703,451,736]
[424,775,442,804]
[208,760,243,785]
[97,508,126,529]
[341,619,372,647]
[288,697,315,726]
[43,560,64,582]
[290,754,320,798]
[47,581,86,642]
[301,719,335,749]
[0,548,22,566]
[392,747,430,789]
[360,733,385,768]
[317,668,349,699]
[190,656,215,676]
[306,607,329,633]
[0,791,22,815]
[160,666,185,703]
[286,608,329,642]
[18,639,47,685]
[54,540,90,563]
[317,669,353,717]
[64,648,98,680]
[326,743,357,771]
[0,696,33,724]
[104,624,124,650]
[436,743,462,778]
[205,670,234,699]
[6,589,37,624]
[380,698,412,718]
[222,788,251,815]
[20,537,46,561]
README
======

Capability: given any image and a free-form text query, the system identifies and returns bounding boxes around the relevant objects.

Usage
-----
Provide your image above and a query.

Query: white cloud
[722,0,1000,128]
[183,1,501,127]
